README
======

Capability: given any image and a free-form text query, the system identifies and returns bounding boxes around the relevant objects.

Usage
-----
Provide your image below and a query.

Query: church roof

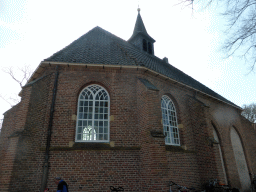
[44,26,237,108]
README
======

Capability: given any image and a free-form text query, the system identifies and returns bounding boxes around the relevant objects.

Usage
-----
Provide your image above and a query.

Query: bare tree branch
[0,94,14,107]
[178,0,256,71]
[0,65,32,106]
[241,103,256,123]
[2,65,32,88]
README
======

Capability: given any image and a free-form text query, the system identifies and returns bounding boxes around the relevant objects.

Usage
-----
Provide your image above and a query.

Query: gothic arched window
[212,126,228,184]
[161,95,180,145]
[230,127,251,191]
[76,84,110,142]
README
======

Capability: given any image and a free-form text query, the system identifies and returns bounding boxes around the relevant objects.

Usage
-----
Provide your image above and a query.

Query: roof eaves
[36,61,241,110]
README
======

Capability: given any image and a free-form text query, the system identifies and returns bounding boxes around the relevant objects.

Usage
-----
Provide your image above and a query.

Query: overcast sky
[0,0,255,122]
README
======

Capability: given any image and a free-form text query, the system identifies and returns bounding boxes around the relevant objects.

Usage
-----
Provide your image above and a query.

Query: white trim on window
[75,84,110,142]
[161,95,180,146]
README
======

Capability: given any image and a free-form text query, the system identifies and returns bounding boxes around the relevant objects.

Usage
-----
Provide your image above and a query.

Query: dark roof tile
[44,26,238,108]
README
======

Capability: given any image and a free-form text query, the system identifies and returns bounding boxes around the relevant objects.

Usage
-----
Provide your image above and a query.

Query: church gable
[42,17,237,109]
[0,8,255,192]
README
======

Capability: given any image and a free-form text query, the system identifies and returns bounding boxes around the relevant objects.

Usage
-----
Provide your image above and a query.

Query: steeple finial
[129,8,154,42]
[128,7,155,55]
[137,0,140,13]
[137,7,140,13]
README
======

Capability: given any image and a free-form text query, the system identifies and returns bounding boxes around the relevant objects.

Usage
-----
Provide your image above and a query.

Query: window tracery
[161,95,180,145]
[76,84,109,142]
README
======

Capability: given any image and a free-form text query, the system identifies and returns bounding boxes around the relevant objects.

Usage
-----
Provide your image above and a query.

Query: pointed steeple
[128,8,155,55]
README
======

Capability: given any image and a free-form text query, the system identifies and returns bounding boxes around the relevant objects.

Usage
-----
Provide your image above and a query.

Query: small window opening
[148,42,152,54]
[143,39,147,52]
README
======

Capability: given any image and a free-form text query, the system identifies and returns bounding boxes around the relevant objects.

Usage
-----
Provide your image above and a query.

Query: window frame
[161,95,180,146]
[75,84,110,143]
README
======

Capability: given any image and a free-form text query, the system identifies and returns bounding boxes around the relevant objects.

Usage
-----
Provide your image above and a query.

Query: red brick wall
[211,125,228,185]
[137,79,169,191]
[0,74,53,191]
[47,150,141,191]
[0,136,19,191]
[0,84,33,191]
[199,96,256,190]
[0,65,255,191]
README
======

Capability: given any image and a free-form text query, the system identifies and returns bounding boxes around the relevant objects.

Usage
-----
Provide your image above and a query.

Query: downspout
[40,65,59,192]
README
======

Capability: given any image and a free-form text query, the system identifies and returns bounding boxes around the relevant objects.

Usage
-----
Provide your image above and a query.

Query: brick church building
[0,8,255,192]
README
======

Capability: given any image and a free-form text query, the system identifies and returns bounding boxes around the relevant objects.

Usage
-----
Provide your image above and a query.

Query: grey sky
[0,0,255,120]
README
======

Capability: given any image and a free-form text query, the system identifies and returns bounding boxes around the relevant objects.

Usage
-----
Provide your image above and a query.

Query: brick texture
[0,65,255,192]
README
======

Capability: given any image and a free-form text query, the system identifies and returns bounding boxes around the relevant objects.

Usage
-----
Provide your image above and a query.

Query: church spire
[131,8,149,39]
[128,8,155,55]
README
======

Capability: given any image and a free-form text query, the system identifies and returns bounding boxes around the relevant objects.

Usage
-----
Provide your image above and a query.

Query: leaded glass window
[76,84,110,142]
[161,95,180,145]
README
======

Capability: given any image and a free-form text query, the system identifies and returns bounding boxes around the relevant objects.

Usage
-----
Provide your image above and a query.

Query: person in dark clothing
[54,177,69,192]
